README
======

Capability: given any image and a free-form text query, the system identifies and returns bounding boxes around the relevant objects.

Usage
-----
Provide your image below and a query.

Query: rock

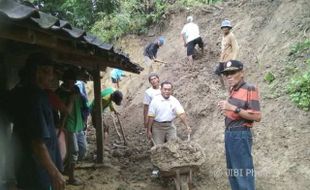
[150,138,205,172]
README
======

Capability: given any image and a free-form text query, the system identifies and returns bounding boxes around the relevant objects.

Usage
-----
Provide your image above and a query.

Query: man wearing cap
[143,36,165,73]
[218,60,261,190]
[216,19,239,87]
[56,69,86,186]
[181,16,204,66]
[220,19,239,62]
[147,81,191,145]
[9,53,65,190]
[143,73,161,129]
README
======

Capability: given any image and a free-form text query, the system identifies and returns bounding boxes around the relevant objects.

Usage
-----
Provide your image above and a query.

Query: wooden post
[93,64,103,163]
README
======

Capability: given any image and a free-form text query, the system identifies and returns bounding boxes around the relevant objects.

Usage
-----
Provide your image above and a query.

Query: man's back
[181,22,200,43]
[144,42,159,59]
[111,69,124,80]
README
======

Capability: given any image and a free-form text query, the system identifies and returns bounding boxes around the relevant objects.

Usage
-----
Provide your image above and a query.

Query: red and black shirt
[225,80,261,128]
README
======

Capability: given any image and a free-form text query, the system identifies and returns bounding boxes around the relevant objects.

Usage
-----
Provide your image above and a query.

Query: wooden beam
[93,64,103,163]
[55,52,100,70]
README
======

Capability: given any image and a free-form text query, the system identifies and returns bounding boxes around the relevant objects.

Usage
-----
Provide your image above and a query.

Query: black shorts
[111,77,119,83]
[187,37,204,56]
[215,62,225,76]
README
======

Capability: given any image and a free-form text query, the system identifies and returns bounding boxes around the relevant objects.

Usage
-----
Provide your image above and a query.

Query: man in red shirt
[218,60,261,190]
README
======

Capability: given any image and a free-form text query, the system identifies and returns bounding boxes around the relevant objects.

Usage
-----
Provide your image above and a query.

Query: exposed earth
[67,0,310,189]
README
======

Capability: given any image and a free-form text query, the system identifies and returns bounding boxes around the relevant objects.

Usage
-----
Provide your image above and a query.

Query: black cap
[221,60,243,73]
[111,90,123,105]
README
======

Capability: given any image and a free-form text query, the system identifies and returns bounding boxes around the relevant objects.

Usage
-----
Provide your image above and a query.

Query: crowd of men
[0,16,261,190]
[143,16,261,190]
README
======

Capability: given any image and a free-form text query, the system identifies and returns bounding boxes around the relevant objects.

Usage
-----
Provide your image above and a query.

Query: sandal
[67,178,83,186]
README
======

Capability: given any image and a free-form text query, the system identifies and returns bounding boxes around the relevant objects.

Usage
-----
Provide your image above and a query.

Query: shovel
[111,113,122,141]
[115,113,128,146]
[154,59,168,64]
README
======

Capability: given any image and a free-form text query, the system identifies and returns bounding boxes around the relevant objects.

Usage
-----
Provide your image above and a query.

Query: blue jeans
[77,131,87,160]
[225,130,255,190]
[68,131,87,164]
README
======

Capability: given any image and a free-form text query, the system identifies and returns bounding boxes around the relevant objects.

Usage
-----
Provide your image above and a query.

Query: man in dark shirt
[143,36,165,73]
[218,60,261,190]
[10,53,65,190]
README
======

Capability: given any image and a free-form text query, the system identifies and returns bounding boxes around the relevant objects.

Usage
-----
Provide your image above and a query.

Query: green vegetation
[32,0,221,42]
[289,39,310,55]
[287,72,310,111]
[264,72,275,84]
[90,0,222,42]
[287,39,310,111]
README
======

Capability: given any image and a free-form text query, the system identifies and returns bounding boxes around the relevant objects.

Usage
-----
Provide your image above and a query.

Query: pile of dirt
[150,138,205,172]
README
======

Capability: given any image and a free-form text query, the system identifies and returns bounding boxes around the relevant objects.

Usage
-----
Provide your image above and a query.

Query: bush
[91,0,169,42]
[41,0,224,42]
[90,0,224,42]
[264,72,275,84]
[287,70,310,111]
[289,39,310,55]
[286,39,310,111]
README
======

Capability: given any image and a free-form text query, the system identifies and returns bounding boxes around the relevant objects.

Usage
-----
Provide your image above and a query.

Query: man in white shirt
[181,16,204,66]
[143,73,161,129]
[147,81,191,145]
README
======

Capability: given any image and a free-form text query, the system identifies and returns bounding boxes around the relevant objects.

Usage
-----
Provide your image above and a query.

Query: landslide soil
[68,0,310,189]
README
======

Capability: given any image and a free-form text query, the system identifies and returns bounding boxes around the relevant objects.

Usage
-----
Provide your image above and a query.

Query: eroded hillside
[69,1,310,189]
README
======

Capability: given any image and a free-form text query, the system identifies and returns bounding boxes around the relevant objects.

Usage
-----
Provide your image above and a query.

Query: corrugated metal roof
[0,0,143,73]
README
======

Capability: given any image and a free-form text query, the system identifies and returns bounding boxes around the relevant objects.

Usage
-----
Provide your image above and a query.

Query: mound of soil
[151,138,205,173]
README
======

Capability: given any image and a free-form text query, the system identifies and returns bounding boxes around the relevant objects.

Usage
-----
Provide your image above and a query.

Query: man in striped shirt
[218,60,261,190]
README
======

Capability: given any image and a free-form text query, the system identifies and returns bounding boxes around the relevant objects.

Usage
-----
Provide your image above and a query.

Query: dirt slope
[69,0,310,190]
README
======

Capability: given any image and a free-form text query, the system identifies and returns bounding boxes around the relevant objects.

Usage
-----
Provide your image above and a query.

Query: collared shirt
[181,22,200,44]
[225,80,261,128]
[220,32,239,62]
[143,87,161,105]
[148,95,185,122]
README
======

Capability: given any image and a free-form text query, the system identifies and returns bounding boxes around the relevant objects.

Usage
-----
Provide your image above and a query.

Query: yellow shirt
[102,94,115,112]
[220,32,239,62]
